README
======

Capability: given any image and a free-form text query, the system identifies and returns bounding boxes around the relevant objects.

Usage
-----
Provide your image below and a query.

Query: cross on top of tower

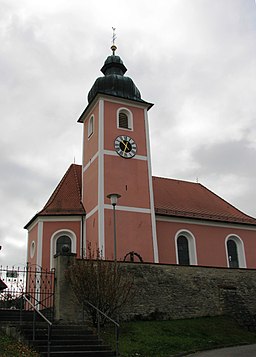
[111,27,117,55]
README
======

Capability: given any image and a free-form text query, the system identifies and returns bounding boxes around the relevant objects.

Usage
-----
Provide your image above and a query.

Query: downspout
[80,199,86,259]
[81,212,86,259]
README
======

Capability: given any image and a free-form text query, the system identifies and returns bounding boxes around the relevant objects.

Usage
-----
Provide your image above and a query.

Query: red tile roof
[25,164,256,228]
[39,164,85,216]
[153,176,256,225]
[24,164,85,229]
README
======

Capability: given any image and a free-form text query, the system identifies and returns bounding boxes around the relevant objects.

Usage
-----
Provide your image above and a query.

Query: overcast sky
[1,0,256,267]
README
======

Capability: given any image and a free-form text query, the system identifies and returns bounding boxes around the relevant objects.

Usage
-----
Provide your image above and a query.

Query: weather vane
[111,27,117,55]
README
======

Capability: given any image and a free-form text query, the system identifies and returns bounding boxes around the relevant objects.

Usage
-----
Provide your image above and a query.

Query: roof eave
[77,92,154,123]
[24,211,86,230]
[155,210,256,227]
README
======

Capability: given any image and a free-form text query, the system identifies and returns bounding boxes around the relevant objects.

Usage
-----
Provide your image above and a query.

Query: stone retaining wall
[54,255,256,323]
[121,263,256,321]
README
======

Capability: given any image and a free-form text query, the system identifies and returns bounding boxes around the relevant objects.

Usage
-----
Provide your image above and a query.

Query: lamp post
[107,193,121,263]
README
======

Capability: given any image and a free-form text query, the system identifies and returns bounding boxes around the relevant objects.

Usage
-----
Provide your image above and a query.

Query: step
[34,344,112,352]
[52,324,92,329]
[26,329,94,336]
[26,333,100,341]
[0,312,115,357]
[32,339,104,346]
[0,310,46,322]
[40,351,115,357]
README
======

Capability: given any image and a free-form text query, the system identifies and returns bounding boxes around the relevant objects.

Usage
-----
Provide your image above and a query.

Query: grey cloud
[192,140,256,176]
[1,0,256,267]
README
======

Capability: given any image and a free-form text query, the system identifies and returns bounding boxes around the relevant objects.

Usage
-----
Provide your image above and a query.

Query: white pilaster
[98,99,105,256]
[144,108,159,263]
[36,221,43,267]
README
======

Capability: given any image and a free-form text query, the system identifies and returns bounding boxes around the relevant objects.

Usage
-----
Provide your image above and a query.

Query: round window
[30,241,36,258]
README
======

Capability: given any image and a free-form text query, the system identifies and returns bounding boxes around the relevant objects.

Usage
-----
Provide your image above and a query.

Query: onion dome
[88,48,143,103]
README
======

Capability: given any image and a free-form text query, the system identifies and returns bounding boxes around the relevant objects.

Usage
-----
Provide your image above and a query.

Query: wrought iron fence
[0,264,55,320]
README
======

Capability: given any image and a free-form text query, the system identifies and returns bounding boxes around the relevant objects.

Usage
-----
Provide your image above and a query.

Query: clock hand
[122,140,129,153]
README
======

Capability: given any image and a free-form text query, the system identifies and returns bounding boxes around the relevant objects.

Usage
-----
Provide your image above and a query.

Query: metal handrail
[83,299,120,357]
[22,294,52,357]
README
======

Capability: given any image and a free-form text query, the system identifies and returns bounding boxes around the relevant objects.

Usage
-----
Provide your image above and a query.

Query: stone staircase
[0,309,115,356]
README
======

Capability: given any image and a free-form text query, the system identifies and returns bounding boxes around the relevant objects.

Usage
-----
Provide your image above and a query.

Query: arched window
[88,115,94,138]
[175,230,197,266]
[177,236,190,265]
[50,230,77,269]
[227,240,238,268]
[117,108,133,130]
[226,235,246,268]
[56,235,72,254]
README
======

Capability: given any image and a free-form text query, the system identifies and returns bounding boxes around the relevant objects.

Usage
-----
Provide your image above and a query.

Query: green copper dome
[87,54,143,103]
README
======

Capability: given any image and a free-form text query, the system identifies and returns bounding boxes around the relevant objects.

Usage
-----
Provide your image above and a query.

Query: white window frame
[88,115,94,138]
[50,229,77,269]
[175,229,198,265]
[225,234,246,268]
[117,108,133,131]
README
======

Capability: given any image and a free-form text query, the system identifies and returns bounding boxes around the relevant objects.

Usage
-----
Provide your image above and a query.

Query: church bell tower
[78,41,158,263]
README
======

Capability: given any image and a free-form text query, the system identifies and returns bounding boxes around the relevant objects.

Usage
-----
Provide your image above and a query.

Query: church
[25,44,256,271]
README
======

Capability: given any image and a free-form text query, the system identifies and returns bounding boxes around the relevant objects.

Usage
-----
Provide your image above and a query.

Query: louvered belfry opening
[119,111,129,129]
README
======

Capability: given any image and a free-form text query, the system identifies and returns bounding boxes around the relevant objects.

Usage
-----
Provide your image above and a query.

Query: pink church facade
[25,49,256,271]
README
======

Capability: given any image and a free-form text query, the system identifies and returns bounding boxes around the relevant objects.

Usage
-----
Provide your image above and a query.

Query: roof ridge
[72,164,86,212]
[153,176,198,185]
[42,164,74,212]
[73,164,82,202]
[198,183,256,221]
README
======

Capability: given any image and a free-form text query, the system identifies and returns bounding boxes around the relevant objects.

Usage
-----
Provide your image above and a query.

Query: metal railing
[22,294,52,357]
[0,264,55,320]
[83,299,120,357]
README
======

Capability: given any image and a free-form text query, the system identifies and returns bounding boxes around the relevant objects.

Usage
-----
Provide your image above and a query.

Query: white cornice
[156,215,256,231]
[77,100,99,123]
[104,204,151,214]
[104,149,147,161]
[26,216,82,232]
[100,95,153,109]
[83,151,99,172]
[78,94,153,123]
[86,205,98,219]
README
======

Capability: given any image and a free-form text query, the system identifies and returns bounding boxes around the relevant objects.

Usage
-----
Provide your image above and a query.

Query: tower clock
[114,135,137,158]
[78,46,158,263]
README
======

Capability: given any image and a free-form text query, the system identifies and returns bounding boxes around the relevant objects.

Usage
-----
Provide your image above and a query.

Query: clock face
[114,135,137,159]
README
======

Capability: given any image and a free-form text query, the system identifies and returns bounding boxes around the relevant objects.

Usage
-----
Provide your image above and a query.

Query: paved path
[186,344,256,356]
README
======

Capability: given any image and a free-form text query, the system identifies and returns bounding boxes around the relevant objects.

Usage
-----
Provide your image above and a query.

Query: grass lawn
[1,316,256,356]
[102,316,256,357]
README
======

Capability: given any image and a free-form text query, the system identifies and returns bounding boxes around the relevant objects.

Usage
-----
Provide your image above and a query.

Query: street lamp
[107,193,121,263]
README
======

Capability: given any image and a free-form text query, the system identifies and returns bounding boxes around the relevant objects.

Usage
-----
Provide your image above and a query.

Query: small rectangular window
[88,116,94,138]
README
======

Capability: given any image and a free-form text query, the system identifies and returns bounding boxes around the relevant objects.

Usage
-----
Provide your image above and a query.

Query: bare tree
[65,246,134,325]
